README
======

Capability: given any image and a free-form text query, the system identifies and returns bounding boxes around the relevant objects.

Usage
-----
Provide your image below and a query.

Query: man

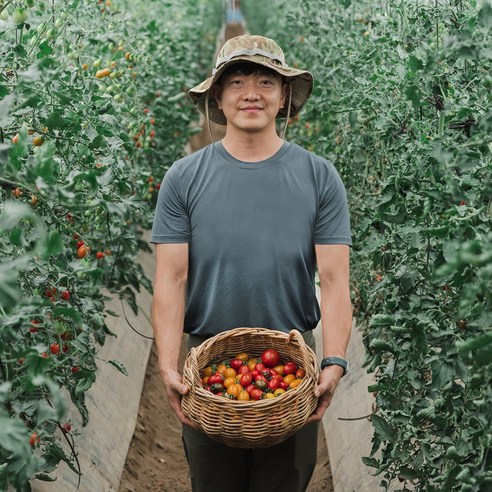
[150,35,352,492]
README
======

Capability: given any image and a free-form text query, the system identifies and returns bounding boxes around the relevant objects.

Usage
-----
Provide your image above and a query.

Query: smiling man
[150,35,353,492]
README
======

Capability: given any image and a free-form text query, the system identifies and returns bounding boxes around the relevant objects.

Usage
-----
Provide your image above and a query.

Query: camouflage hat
[188,35,313,126]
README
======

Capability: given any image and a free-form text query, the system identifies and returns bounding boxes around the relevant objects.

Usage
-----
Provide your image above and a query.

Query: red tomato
[246,384,255,394]
[239,373,253,387]
[50,343,60,355]
[250,388,263,400]
[279,381,289,390]
[229,358,244,371]
[238,365,250,375]
[268,378,280,390]
[255,363,266,372]
[254,374,267,383]
[283,361,298,375]
[296,368,306,379]
[210,383,225,394]
[261,348,281,368]
[208,373,224,385]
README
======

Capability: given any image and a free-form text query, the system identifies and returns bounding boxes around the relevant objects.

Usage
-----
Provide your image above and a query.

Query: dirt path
[119,18,333,492]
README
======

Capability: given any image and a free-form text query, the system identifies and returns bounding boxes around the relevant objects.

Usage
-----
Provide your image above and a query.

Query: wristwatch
[321,356,349,377]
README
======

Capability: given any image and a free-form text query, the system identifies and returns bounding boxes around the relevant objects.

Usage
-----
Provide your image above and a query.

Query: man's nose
[242,81,260,100]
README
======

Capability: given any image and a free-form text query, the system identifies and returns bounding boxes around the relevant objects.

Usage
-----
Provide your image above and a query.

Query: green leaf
[108,359,128,376]
[42,230,63,259]
[34,140,57,184]
[371,414,397,442]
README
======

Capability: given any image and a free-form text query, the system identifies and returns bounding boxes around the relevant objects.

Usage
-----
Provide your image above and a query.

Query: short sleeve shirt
[150,141,351,337]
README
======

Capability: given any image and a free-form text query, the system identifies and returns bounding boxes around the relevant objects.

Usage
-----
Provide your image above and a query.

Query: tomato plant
[0,0,221,488]
[244,0,492,489]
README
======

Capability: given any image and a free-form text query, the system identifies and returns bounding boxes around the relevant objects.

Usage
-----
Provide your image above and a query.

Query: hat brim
[188,57,313,126]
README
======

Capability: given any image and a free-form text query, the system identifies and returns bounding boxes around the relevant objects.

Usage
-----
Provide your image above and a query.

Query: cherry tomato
[283,361,297,375]
[273,365,284,376]
[296,368,306,379]
[202,366,214,377]
[223,367,237,379]
[208,373,224,385]
[268,378,280,391]
[235,352,249,362]
[229,358,244,371]
[255,363,266,373]
[289,379,303,389]
[254,380,268,391]
[263,392,275,399]
[227,384,242,397]
[246,384,255,394]
[254,374,267,383]
[250,388,263,400]
[279,381,289,390]
[210,383,225,394]
[223,376,237,388]
[261,348,281,368]
[237,390,250,401]
[216,364,227,375]
[238,365,250,375]
[239,373,253,387]
[274,388,286,397]
[284,374,296,385]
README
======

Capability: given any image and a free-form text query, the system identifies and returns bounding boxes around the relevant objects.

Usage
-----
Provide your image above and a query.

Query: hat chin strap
[280,83,293,140]
[205,91,215,143]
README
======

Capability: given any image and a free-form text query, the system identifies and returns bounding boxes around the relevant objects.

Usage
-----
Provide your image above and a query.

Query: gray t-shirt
[150,141,351,337]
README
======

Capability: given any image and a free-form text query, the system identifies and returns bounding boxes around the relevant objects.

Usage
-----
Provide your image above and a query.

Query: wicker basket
[181,327,320,448]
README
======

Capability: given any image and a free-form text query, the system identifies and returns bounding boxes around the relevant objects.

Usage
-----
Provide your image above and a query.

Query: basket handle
[287,329,304,346]
[183,347,198,391]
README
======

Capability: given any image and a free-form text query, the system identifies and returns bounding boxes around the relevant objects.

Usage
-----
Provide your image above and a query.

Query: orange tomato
[237,390,250,401]
[216,364,227,375]
[226,384,242,397]
[296,368,306,379]
[263,392,275,399]
[289,378,303,389]
[223,367,237,379]
[95,68,111,78]
[223,376,237,388]
[284,374,296,385]
[202,366,214,377]
[235,352,249,362]
[77,245,88,259]
[32,136,44,146]
[202,376,209,385]
[273,365,284,376]
[274,388,286,397]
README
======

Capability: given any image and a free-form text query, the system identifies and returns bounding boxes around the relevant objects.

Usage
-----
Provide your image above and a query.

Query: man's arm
[307,243,352,423]
[152,242,195,427]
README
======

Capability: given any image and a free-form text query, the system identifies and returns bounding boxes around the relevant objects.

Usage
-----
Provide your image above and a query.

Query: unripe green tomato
[13,8,28,25]
[29,35,37,45]
[36,23,44,33]
[54,18,63,28]
[93,59,102,68]
[106,85,114,93]
[0,10,9,21]
[109,71,118,79]
[25,0,35,8]
[60,11,67,20]
[114,93,123,102]
[44,28,55,39]
[108,42,114,51]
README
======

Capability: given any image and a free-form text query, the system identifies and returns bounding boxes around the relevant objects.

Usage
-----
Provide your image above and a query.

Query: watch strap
[321,356,349,376]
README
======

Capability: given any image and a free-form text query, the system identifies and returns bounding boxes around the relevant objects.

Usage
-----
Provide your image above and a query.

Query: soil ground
[118,341,333,492]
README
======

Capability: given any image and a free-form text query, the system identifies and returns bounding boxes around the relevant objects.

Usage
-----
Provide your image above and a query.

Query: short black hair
[218,62,282,83]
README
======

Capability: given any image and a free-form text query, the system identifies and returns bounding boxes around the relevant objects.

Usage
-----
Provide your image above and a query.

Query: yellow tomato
[202,376,209,385]
[263,392,275,399]
[274,388,286,397]
[273,365,284,376]
[217,364,227,375]
[202,366,214,377]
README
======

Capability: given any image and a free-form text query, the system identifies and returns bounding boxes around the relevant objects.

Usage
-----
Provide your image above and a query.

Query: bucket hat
[188,35,313,126]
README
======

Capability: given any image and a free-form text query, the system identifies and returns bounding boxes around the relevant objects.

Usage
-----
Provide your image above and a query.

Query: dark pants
[182,422,319,492]
[182,330,319,492]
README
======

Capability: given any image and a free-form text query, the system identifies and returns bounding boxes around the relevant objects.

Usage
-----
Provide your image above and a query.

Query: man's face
[214,64,287,135]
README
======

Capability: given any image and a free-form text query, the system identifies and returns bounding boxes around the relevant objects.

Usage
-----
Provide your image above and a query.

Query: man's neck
[221,130,284,163]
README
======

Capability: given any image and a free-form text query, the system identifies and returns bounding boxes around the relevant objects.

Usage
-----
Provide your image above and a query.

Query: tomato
[11,134,20,144]
[254,374,267,383]
[96,251,105,260]
[207,373,224,385]
[254,380,267,391]
[216,364,227,375]
[283,361,298,375]
[268,378,280,391]
[238,365,250,375]
[284,374,296,384]
[289,379,303,389]
[62,423,72,434]
[263,392,275,399]
[246,384,255,394]
[77,245,88,259]
[29,432,40,448]
[274,388,286,397]
[223,367,237,379]
[255,363,266,372]
[223,376,236,388]
[61,290,70,301]
[201,376,209,385]
[95,68,111,78]
[247,360,257,372]
[239,373,252,387]
[210,383,225,394]
[261,348,281,368]
[237,390,250,401]
[279,381,289,390]
[227,384,242,397]
[32,136,44,147]
[50,343,60,355]
[296,368,306,379]
[13,8,28,25]
[202,366,214,377]
[71,366,80,373]
[229,358,244,371]
[250,388,263,400]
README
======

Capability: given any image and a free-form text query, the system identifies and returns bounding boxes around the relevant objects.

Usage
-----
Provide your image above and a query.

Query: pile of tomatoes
[200,348,306,401]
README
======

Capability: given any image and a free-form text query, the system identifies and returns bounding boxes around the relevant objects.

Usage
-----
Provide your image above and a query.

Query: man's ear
[280,82,290,109]
[210,84,222,109]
